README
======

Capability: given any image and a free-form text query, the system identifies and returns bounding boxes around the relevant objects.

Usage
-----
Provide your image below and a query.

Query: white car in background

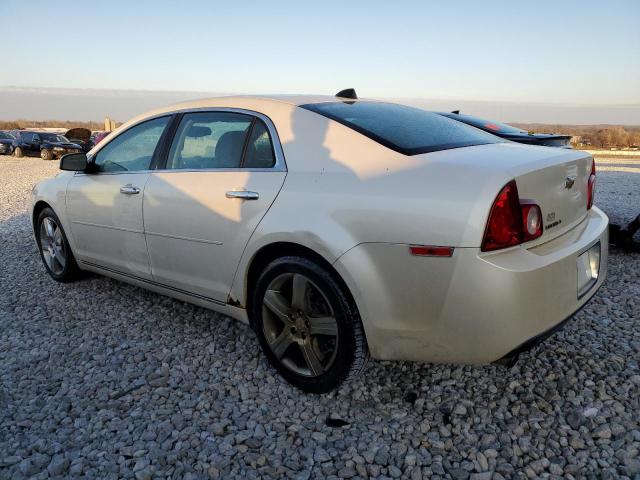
[30,91,608,393]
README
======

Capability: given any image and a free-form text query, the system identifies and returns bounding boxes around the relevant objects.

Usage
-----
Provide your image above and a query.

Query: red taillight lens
[481,180,523,252]
[481,181,544,252]
[587,159,596,209]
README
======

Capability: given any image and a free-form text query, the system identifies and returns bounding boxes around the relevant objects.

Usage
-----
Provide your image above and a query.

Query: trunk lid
[412,142,595,247]
[514,149,592,244]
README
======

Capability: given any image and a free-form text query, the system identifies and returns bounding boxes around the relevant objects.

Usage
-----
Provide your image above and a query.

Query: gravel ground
[0,155,638,480]
[593,157,640,235]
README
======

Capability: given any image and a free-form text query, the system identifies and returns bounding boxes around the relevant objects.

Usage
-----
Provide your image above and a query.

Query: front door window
[93,116,170,173]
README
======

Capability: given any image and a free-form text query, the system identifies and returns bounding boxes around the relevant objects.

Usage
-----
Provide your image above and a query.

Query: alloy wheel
[39,217,66,275]
[261,272,339,377]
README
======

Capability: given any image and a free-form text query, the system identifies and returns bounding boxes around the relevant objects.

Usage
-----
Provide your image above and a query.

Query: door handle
[225,190,259,200]
[120,184,140,195]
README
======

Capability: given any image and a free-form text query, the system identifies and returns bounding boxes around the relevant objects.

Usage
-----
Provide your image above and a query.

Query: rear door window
[166,112,253,170]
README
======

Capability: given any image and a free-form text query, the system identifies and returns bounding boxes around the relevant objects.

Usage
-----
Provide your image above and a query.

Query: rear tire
[14,147,23,158]
[35,207,83,282]
[251,256,369,393]
[41,149,53,160]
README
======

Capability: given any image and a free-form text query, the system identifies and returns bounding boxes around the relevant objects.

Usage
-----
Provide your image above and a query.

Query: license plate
[577,241,600,298]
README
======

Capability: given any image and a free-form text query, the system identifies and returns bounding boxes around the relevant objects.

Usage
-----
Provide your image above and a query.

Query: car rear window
[300,101,502,155]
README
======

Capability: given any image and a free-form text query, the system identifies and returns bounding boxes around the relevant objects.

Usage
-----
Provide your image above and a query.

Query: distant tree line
[1,119,638,148]
[0,119,121,131]
[513,124,640,148]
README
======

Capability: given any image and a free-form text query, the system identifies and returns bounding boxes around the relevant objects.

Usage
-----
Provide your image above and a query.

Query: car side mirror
[60,152,88,171]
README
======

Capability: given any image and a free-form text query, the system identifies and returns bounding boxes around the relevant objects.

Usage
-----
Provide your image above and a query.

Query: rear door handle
[225,190,259,200]
[120,184,140,195]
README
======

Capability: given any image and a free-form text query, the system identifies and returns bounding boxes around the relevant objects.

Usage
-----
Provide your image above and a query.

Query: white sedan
[30,92,608,393]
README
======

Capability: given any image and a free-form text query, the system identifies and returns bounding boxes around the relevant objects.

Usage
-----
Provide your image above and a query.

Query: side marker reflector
[409,245,454,257]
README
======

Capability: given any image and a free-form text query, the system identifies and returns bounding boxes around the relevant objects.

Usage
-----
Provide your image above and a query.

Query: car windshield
[0,131,16,139]
[443,113,526,134]
[40,133,69,143]
[300,101,502,155]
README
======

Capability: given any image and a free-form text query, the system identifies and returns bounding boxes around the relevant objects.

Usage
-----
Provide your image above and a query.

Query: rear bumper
[334,206,609,364]
[494,279,602,364]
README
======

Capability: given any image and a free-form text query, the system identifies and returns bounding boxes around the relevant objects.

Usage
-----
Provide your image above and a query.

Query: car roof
[155,95,374,116]
[122,95,379,132]
[170,94,361,108]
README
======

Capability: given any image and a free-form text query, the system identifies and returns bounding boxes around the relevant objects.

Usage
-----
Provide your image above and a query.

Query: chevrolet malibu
[30,93,608,393]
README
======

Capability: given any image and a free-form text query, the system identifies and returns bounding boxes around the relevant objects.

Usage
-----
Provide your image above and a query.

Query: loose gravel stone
[46,455,69,476]
[0,155,639,479]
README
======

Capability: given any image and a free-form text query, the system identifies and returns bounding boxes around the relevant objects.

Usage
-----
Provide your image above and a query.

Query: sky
[1,0,639,123]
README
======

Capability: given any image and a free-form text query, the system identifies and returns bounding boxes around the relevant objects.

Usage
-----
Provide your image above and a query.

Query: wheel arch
[242,241,359,327]
[32,200,52,232]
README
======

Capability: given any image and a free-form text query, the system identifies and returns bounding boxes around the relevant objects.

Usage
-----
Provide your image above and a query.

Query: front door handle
[120,184,140,195]
[225,190,259,200]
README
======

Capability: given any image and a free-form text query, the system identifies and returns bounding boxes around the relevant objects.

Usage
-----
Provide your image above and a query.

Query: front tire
[14,147,23,158]
[41,149,53,160]
[36,208,83,282]
[251,256,369,393]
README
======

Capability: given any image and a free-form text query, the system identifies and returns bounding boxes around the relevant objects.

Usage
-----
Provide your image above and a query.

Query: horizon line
[3,85,638,109]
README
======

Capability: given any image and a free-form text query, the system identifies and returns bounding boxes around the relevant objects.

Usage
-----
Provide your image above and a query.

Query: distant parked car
[438,111,572,148]
[11,130,83,160]
[0,130,15,155]
[65,128,93,153]
[90,131,110,145]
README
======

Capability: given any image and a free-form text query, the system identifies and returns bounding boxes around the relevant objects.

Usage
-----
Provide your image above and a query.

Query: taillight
[481,181,522,251]
[587,159,596,209]
[521,202,543,242]
[481,180,543,252]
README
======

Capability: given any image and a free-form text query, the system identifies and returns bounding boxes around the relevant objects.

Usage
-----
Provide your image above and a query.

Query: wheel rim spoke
[263,290,292,325]
[300,341,324,376]
[54,245,66,266]
[53,230,66,265]
[43,250,54,269]
[291,274,309,311]
[269,330,294,359]
[308,316,338,337]
[44,218,55,238]
[40,236,52,249]
[52,255,63,272]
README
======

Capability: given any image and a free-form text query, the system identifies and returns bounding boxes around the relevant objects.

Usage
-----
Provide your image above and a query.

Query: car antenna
[336,88,358,100]
[451,110,460,114]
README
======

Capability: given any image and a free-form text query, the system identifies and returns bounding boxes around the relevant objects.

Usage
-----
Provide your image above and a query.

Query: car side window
[93,116,170,173]
[166,112,252,170]
[243,120,276,168]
